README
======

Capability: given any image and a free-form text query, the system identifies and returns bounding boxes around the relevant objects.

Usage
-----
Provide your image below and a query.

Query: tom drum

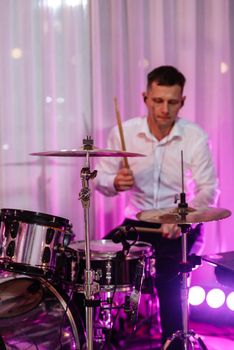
[0,208,72,278]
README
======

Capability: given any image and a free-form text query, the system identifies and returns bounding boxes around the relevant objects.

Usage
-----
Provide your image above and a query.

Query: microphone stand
[163,151,207,350]
[79,137,99,350]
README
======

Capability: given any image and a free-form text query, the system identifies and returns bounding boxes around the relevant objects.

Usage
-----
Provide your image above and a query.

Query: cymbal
[30,147,146,158]
[4,159,74,166]
[136,207,232,224]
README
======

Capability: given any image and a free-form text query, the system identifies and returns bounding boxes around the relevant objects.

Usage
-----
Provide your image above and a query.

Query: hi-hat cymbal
[136,207,232,224]
[30,147,146,158]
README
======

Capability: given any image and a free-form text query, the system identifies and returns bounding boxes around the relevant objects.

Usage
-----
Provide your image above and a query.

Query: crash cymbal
[136,207,231,224]
[30,147,146,158]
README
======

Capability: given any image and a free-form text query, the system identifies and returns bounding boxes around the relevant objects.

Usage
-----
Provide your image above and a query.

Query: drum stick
[118,226,162,234]
[114,97,129,169]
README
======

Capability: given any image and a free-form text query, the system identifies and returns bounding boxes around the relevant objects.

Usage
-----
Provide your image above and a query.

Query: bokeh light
[226,291,234,311]
[189,286,206,306]
[206,288,225,309]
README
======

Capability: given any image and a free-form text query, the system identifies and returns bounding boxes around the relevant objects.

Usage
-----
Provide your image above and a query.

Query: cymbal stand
[163,151,207,350]
[79,137,99,350]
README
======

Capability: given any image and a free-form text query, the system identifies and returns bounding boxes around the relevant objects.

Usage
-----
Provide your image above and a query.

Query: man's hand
[114,167,134,192]
[161,223,181,239]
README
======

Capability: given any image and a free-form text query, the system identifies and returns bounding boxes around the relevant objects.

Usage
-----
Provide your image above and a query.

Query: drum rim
[0,208,70,228]
[69,239,153,259]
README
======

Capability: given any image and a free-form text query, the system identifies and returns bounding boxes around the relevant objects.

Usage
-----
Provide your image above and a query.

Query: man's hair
[147,65,186,91]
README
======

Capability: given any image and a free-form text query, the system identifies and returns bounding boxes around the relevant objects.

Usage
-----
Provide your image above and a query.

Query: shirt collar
[138,116,182,143]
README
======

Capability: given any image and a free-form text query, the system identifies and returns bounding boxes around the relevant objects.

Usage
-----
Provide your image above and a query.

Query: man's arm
[94,126,134,196]
[190,136,220,208]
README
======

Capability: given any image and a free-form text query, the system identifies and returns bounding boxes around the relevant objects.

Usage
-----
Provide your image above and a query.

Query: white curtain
[0,0,233,285]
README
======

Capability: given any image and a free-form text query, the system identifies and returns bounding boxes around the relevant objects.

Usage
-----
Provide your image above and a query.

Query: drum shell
[77,255,143,289]
[70,240,154,292]
[0,209,71,276]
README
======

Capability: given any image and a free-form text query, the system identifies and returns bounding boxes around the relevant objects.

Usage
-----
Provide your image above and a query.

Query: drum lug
[84,280,100,295]
[95,269,103,281]
[105,260,112,285]
[84,269,100,295]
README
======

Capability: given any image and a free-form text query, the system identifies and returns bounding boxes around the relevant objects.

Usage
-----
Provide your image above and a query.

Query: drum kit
[0,137,231,350]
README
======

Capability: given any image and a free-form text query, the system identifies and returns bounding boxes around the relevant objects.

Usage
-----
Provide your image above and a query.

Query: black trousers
[105,218,203,346]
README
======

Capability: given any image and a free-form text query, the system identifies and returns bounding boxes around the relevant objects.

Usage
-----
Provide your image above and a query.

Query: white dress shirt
[95,116,219,220]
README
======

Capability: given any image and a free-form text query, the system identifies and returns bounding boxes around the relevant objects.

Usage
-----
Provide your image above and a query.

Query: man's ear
[142,92,147,103]
[181,96,186,107]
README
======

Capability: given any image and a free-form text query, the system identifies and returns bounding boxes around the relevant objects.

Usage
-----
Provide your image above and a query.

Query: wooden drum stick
[118,226,162,234]
[114,97,129,169]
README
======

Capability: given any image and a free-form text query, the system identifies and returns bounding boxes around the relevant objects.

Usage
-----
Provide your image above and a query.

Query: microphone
[112,227,131,254]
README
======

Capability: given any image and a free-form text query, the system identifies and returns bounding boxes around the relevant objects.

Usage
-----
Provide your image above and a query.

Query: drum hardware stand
[87,290,130,350]
[129,259,144,330]
[93,294,117,350]
[79,137,100,350]
[163,151,207,350]
[94,292,143,349]
[163,222,207,350]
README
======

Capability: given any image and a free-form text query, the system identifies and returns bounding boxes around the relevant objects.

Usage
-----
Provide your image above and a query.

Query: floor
[112,320,234,350]
[90,289,234,350]
[99,302,234,350]
[189,321,234,350]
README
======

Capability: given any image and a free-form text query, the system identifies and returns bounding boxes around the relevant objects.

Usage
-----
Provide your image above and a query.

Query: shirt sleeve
[189,134,220,208]
[94,127,121,197]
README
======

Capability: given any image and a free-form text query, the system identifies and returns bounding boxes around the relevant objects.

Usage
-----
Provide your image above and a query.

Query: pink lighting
[206,288,226,309]
[189,286,206,306]
[226,292,234,311]
[189,286,234,327]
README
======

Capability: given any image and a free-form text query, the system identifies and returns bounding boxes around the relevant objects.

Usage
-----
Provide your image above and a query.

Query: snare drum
[0,208,72,277]
[69,239,153,292]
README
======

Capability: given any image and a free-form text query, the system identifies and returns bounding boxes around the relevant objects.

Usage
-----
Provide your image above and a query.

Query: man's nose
[162,102,169,113]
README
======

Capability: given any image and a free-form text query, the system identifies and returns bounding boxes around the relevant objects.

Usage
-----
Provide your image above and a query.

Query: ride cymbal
[30,147,145,158]
[136,207,231,224]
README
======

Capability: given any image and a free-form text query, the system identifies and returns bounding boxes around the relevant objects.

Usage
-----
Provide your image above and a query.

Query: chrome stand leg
[163,225,207,350]
[163,330,208,350]
[79,137,100,350]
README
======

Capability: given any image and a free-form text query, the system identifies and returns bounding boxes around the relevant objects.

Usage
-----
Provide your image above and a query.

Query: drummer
[94,65,219,349]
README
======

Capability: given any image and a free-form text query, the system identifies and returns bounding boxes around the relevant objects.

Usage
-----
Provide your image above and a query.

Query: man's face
[144,82,185,130]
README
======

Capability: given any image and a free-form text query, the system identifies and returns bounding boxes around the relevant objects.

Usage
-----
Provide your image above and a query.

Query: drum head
[69,239,152,259]
[0,272,84,349]
[0,276,43,318]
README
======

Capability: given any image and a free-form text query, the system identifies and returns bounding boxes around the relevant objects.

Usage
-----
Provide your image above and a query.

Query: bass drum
[0,271,85,349]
